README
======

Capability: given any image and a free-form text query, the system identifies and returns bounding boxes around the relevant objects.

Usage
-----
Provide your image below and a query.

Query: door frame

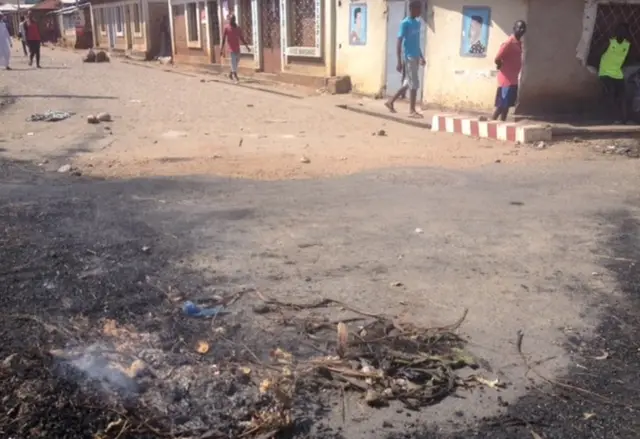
[258,0,282,73]
[107,7,116,48]
[383,0,428,101]
[207,0,222,63]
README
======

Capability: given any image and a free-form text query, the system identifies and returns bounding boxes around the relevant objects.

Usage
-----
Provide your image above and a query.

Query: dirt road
[0,46,639,439]
[1,45,594,180]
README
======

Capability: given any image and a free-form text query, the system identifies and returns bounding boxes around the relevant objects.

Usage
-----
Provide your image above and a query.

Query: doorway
[208,1,222,63]
[107,8,116,49]
[260,0,281,73]
[384,0,427,100]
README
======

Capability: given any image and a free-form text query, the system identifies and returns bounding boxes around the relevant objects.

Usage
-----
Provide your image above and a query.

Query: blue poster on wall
[460,6,491,57]
[349,3,367,46]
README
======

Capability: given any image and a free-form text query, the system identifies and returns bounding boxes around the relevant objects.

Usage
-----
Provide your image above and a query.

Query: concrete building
[167,0,336,87]
[90,0,169,59]
[53,1,93,49]
[337,0,637,118]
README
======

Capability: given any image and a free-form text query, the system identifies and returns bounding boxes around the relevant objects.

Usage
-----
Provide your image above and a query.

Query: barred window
[289,0,316,47]
[238,0,253,45]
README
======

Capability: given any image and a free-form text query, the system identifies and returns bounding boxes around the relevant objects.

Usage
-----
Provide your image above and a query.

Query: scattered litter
[87,115,99,124]
[26,132,34,136]
[96,50,110,63]
[472,376,504,389]
[390,282,404,287]
[251,295,478,420]
[28,111,75,122]
[126,359,147,378]
[415,228,424,234]
[161,130,188,139]
[530,430,544,439]
[141,245,151,253]
[97,112,112,122]
[57,164,72,173]
[83,49,96,63]
[252,303,272,314]
[196,341,210,354]
[182,300,227,317]
[129,99,142,103]
[373,129,387,136]
[593,351,609,360]
[535,141,547,149]
[583,412,596,420]
[300,156,310,164]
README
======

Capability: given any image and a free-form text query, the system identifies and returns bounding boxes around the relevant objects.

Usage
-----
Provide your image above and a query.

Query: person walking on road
[220,14,250,83]
[25,11,42,68]
[0,13,12,70]
[492,20,527,121]
[385,1,426,118]
[18,16,28,56]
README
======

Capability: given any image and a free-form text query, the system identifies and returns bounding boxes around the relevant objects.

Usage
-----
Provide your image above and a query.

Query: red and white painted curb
[431,114,552,143]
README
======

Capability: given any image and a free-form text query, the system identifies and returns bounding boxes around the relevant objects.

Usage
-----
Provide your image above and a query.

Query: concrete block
[326,76,351,95]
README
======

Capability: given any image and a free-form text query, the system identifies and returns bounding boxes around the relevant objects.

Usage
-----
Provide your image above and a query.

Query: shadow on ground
[393,211,640,439]
[0,157,337,439]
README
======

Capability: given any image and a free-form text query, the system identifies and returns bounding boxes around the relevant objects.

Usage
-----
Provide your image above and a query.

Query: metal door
[384,0,427,100]
[260,0,281,73]
[107,8,116,48]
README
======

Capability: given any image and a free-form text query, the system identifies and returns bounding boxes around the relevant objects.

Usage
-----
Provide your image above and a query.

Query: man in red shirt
[492,20,526,121]
[24,11,41,68]
[220,15,250,83]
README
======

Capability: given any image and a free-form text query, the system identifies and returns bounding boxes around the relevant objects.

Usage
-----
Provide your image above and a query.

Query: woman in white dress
[0,13,12,70]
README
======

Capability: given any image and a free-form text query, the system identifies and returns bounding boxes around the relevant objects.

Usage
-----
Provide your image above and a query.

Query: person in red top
[220,15,250,83]
[492,20,526,121]
[24,11,41,68]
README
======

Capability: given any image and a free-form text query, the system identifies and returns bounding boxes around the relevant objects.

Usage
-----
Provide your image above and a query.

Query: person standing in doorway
[385,1,426,118]
[0,13,12,70]
[598,22,632,124]
[19,16,28,56]
[220,14,250,83]
[492,20,526,121]
[25,11,42,68]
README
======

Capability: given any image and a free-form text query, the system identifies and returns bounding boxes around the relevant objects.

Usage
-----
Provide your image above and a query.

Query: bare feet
[385,101,396,113]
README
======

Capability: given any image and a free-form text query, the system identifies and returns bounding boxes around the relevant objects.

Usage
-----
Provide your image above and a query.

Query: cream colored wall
[518,0,598,114]
[335,0,387,95]
[424,0,528,110]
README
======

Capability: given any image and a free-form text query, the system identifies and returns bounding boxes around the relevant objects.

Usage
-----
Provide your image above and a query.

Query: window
[290,0,316,47]
[99,9,106,33]
[185,3,201,47]
[115,6,124,36]
[132,3,141,35]
[62,13,75,34]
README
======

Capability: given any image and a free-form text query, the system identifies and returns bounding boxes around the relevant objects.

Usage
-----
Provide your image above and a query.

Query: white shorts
[403,57,420,90]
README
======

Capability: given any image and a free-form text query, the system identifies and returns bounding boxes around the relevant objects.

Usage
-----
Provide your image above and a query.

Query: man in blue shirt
[385,1,426,118]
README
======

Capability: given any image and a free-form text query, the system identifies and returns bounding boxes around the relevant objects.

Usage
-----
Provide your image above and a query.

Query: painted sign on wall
[349,3,367,45]
[460,6,491,57]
